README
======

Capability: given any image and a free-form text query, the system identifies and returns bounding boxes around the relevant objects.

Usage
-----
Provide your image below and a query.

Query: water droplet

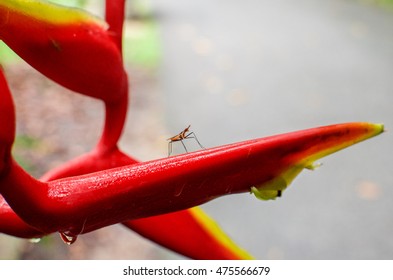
[29,238,42,244]
[305,162,323,170]
[59,231,78,245]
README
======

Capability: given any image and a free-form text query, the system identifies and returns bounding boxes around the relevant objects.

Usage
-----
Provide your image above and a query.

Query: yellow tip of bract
[304,122,384,164]
[190,207,254,259]
[364,123,384,136]
[251,122,384,201]
[374,123,384,133]
[1,0,107,28]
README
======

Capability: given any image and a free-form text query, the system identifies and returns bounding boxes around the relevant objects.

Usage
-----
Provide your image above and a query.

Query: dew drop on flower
[59,231,78,245]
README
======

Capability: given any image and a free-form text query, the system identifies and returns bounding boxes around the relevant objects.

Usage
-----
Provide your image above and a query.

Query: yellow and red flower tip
[251,122,384,200]
[187,207,253,259]
[0,0,107,26]
[0,0,127,103]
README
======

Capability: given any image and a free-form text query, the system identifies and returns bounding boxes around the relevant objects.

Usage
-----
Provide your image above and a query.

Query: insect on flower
[167,125,205,156]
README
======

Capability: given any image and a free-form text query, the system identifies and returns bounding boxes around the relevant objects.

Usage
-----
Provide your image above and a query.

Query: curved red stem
[105,0,126,53]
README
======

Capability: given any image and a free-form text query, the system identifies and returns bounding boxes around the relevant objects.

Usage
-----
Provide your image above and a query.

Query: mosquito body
[167,125,204,156]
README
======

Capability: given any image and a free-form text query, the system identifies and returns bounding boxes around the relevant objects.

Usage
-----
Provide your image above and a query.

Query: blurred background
[0,0,392,259]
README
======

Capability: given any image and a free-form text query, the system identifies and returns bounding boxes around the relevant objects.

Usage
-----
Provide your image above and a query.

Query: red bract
[0,0,385,260]
[0,0,127,103]
[0,122,384,233]
[0,67,14,178]
[0,0,129,151]
[0,196,44,238]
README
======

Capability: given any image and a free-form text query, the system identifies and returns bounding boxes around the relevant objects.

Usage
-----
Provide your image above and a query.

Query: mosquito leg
[168,141,173,157]
[180,139,188,153]
[187,132,205,149]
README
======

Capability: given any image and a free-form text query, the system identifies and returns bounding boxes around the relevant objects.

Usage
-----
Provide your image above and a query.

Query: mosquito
[167,125,205,156]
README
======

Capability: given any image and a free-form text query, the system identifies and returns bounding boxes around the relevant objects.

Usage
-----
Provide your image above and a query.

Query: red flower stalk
[105,0,126,52]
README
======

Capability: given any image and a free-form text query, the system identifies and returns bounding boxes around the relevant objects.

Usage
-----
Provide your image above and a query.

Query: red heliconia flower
[0,0,385,260]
